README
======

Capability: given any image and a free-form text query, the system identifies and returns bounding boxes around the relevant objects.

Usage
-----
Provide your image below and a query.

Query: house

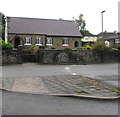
[81,33,97,46]
[5,17,82,49]
[97,31,120,48]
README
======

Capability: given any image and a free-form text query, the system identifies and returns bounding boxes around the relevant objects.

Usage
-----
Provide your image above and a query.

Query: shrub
[64,48,72,50]
[0,38,14,49]
[92,40,111,51]
[85,45,92,49]
[30,45,39,53]
[73,47,85,50]
[117,46,120,49]
[45,47,56,50]
[74,45,92,50]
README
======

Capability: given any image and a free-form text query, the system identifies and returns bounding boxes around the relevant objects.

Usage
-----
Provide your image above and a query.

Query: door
[14,37,20,48]
[74,41,79,47]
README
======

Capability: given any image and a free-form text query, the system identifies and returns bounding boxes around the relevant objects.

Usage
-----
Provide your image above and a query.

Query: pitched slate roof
[98,32,119,40]
[7,17,82,37]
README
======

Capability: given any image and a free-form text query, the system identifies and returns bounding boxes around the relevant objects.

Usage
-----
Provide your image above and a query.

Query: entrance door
[14,37,20,48]
[74,41,79,47]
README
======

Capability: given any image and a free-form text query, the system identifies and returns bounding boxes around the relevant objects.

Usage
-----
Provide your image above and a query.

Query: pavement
[1,74,120,99]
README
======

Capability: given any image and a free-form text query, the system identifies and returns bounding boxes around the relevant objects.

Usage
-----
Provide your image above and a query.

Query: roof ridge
[7,16,74,22]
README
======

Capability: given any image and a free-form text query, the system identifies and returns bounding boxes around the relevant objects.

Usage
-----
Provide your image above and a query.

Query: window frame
[62,38,69,46]
[24,37,31,45]
[35,37,42,46]
[46,37,53,46]
[115,39,120,43]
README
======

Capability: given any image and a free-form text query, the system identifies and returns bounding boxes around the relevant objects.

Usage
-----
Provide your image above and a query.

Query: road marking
[65,66,77,75]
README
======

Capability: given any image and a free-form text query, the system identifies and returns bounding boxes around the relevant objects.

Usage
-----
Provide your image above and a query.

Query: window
[36,37,42,45]
[62,38,69,46]
[25,37,31,45]
[46,38,52,46]
[115,39,120,43]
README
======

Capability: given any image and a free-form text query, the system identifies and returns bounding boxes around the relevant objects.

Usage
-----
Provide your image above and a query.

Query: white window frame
[115,39,120,43]
[62,38,69,46]
[46,38,53,46]
[24,37,31,45]
[35,37,42,46]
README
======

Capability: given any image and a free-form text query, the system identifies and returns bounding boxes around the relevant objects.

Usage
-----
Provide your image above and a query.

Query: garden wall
[38,50,119,64]
[2,47,23,65]
[1,47,119,65]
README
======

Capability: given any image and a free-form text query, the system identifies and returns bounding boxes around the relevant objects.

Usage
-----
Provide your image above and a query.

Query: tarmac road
[1,63,119,115]
[2,90,119,115]
[2,63,119,88]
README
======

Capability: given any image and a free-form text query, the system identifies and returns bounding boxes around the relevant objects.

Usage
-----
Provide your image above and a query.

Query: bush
[73,47,85,50]
[92,40,111,51]
[45,47,56,50]
[30,45,39,53]
[73,45,92,50]
[64,48,72,50]
[3,42,14,49]
[0,38,14,49]
[85,45,92,49]
[117,46,120,49]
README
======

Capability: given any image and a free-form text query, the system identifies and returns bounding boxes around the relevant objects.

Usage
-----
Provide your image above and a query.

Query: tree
[59,18,64,20]
[0,13,5,40]
[75,14,86,30]
[75,14,91,37]
[80,30,92,37]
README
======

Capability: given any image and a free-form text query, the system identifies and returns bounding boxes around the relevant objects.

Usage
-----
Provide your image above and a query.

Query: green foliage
[3,42,14,49]
[92,40,111,51]
[0,38,14,49]
[75,89,88,94]
[80,30,92,37]
[30,45,39,53]
[64,48,72,50]
[85,45,92,49]
[74,47,85,50]
[75,14,86,30]
[73,45,92,50]
[45,47,56,50]
[117,46,120,49]
[75,14,92,37]
[0,13,5,39]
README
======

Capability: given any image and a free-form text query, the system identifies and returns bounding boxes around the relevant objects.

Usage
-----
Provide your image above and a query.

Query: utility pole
[101,10,105,39]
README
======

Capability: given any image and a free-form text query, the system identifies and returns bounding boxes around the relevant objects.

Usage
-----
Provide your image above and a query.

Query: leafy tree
[75,14,91,37]
[0,13,5,40]
[59,18,64,20]
[75,14,86,30]
[80,30,92,36]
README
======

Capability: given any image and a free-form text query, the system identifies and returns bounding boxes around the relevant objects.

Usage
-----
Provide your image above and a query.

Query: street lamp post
[101,10,105,39]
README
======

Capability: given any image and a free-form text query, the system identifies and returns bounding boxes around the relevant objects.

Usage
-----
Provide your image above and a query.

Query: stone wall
[2,47,23,65]
[2,47,119,65]
[38,50,118,64]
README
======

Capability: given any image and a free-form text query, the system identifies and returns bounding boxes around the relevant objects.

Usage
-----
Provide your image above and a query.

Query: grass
[75,89,89,94]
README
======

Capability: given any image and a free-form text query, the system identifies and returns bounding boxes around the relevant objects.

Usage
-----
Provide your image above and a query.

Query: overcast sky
[0,0,119,34]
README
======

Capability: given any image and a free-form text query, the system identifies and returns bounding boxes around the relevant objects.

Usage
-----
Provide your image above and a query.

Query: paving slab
[12,78,48,93]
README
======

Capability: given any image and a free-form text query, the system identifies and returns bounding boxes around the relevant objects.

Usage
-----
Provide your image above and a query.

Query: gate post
[17,45,23,64]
